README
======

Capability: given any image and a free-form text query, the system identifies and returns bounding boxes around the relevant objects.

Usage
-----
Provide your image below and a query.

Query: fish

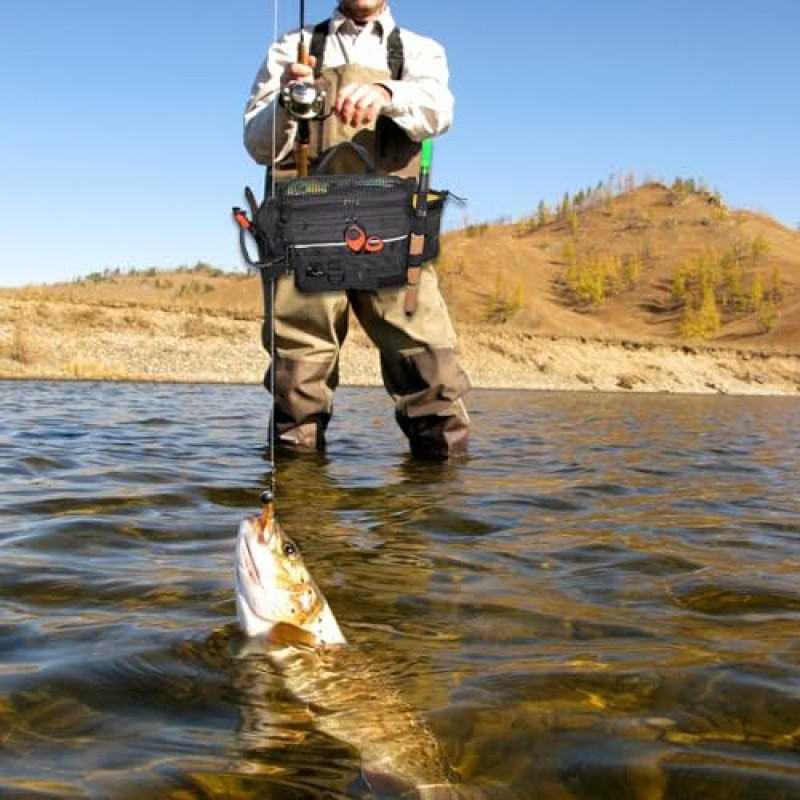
[235,503,345,648]
[234,503,468,799]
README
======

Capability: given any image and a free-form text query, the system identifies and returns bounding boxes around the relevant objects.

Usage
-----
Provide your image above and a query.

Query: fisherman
[243,0,470,461]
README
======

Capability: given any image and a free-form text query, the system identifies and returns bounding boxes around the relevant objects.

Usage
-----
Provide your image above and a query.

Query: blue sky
[1,0,798,287]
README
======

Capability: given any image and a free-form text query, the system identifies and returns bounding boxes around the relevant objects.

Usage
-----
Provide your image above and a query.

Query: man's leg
[352,267,471,460]
[262,274,349,451]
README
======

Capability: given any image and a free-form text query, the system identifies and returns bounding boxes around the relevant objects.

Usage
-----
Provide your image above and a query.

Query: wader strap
[386,28,404,79]
[310,21,328,77]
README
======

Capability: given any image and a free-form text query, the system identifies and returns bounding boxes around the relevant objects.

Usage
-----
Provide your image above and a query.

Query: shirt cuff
[377,79,412,116]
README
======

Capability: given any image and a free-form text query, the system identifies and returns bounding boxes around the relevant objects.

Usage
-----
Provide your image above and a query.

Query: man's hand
[335,82,391,128]
[280,57,317,89]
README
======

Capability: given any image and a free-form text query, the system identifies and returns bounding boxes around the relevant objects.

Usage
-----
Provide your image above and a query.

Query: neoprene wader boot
[396,410,469,461]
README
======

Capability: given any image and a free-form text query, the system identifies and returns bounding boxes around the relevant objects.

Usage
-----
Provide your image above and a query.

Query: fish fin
[267,621,320,649]
[416,783,467,799]
[363,768,463,799]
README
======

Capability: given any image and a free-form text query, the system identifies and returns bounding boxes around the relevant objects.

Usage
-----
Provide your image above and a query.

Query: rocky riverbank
[1,298,798,395]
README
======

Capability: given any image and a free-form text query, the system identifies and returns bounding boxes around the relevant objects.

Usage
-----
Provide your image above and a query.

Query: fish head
[235,504,345,646]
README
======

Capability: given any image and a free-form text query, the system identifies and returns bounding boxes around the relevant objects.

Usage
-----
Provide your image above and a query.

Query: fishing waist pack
[234,142,447,294]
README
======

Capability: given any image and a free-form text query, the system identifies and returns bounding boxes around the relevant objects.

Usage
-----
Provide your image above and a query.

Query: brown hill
[1,181,798,391]
[437,181,799,351]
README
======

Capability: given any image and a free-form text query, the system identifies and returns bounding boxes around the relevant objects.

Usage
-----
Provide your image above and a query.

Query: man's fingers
[282,59,316,87]
[336,83,387,126]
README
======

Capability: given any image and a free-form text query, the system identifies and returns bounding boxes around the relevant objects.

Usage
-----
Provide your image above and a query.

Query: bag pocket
[278,176,416,293]
[418,190,447,263]
[292,234,411,292]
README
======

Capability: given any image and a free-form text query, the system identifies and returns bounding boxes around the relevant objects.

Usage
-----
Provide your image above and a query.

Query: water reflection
[1,381,799,798]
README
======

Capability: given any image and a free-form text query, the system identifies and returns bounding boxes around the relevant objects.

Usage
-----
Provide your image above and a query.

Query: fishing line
[263,0,314,504]
[270,0,280,200]
[263,0,281,504]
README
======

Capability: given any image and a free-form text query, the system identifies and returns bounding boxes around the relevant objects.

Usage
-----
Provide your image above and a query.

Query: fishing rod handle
[298,40,310,66]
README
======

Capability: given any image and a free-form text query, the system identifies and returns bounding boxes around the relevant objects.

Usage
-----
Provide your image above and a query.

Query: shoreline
[1,299,798,395]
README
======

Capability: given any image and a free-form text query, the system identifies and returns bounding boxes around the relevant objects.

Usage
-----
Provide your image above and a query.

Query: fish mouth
[258,504,278,541]
[236,509,280,573]
[239,533,262,590]
[234,516,277,634]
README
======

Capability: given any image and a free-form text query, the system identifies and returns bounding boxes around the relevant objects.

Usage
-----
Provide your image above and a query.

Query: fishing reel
[280,80,327,120]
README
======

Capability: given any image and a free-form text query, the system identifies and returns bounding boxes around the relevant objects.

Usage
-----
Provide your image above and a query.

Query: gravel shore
[1,298,798,395]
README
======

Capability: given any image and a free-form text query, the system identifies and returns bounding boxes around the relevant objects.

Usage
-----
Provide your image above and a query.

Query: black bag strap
[316,141,378,174]
[310,19,404,79]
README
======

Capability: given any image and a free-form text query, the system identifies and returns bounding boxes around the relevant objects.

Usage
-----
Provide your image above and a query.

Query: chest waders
[235,18,470,461]
[269,23,421,180]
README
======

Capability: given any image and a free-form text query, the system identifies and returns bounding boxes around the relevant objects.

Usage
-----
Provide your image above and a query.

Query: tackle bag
[235,142,447,293]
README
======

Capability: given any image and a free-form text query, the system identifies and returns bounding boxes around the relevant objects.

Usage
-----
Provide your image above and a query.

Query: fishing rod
[294,0,310,176]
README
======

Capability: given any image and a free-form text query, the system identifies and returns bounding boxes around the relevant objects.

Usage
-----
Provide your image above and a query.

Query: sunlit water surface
[1,381,799,799]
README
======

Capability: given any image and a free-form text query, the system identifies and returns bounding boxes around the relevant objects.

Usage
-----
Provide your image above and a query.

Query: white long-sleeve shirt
[243,5,454,165]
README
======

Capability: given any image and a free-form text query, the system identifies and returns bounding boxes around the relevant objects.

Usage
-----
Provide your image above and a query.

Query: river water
[1,381,799,799]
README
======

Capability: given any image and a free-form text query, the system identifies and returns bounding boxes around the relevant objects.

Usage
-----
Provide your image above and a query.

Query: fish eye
[283,542,298,557]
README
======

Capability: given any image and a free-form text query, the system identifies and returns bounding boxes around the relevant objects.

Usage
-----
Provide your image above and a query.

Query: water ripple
[1,382,799,798]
